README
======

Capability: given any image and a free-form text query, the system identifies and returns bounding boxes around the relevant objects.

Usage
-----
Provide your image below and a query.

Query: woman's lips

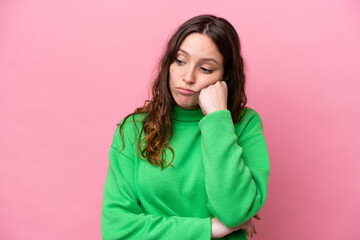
[177,87,196,95]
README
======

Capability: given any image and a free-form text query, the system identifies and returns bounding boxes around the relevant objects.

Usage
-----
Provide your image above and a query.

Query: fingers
[253,222,258,235]
[253,213,261,220]
[234,218,260,238]
[250,221,254,238]
[245,222,252,238]
[245,221,258,238]
[217,79,227,87]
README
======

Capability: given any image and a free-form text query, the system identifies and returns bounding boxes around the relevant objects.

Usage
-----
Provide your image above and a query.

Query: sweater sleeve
[101,122,212,240]
[198,109,270,228]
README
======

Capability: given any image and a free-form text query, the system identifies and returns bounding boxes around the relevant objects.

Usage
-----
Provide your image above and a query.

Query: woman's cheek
[199,81,214,91]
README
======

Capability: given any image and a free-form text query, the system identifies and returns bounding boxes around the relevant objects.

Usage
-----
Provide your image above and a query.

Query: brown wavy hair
[117,14,248,170]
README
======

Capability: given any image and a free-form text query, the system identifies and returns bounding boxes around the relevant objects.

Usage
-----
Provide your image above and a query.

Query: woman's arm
[198,108,270,228]
[101,125,212,240]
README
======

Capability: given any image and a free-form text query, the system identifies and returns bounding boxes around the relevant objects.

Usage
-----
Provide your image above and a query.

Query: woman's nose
[183,67,195,84]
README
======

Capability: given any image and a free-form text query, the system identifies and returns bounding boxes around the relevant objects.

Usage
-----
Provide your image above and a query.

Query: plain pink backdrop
[1,0,359,239]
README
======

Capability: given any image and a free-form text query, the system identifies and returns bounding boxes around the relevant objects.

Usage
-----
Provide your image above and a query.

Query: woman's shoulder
[111,112,147,149]
[235,107,265,140]
[118,112,147,129]
[237,107,262,123]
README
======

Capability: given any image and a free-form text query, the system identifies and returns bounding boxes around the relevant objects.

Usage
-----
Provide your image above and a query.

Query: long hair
[117,14,248,170]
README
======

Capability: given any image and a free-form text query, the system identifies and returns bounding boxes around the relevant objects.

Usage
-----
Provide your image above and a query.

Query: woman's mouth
[177,87,196,95]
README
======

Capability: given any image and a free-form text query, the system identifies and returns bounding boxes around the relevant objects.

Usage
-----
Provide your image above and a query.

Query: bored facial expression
[169,33,224,109]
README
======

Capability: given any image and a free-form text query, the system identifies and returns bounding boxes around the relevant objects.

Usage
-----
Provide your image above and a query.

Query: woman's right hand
[211,214,261,239]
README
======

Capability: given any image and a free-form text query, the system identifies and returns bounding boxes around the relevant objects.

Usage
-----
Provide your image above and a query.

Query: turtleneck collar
[172,104,205,122]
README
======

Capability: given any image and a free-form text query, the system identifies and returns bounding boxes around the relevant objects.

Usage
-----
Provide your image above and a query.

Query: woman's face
[169,33,224,109]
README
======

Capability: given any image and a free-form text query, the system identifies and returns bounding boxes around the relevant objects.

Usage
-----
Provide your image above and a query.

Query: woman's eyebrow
[178,48,219,65]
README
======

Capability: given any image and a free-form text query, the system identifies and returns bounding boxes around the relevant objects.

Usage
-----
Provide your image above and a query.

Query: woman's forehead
[177,33,223,64]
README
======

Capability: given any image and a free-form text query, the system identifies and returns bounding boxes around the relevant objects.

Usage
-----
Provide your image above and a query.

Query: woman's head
[119,14,248,169]
[157,14,247,111]
[169,32,224,109]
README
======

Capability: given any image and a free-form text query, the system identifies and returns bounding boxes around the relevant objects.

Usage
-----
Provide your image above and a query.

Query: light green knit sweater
[101,104,270,239]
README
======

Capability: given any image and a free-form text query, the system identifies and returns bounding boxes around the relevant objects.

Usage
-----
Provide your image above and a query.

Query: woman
[101,14,270,239]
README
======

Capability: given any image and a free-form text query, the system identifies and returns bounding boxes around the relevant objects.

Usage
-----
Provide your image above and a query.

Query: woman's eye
[175,58,184,65]
[200,67,213,74]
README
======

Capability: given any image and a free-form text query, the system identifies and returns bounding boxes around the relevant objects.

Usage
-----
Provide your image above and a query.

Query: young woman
[101,14,270,240]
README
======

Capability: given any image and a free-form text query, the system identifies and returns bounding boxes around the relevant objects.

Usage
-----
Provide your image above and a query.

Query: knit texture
[101,104,270,240]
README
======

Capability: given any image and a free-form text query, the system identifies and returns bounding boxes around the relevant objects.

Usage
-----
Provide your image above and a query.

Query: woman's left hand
[232,213,261,238]
[198,80,228,115]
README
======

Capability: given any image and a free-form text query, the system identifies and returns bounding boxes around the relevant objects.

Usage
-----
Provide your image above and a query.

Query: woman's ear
[222,69,230,81]
[223,71,230,82]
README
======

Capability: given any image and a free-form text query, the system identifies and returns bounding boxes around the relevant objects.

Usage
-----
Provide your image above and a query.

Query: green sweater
[101,105,270,240]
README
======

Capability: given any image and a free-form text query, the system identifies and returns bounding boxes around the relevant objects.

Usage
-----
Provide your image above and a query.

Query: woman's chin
[176,102,200,110]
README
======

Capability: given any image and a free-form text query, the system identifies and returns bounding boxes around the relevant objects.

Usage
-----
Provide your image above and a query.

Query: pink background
[1,0,359,239]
